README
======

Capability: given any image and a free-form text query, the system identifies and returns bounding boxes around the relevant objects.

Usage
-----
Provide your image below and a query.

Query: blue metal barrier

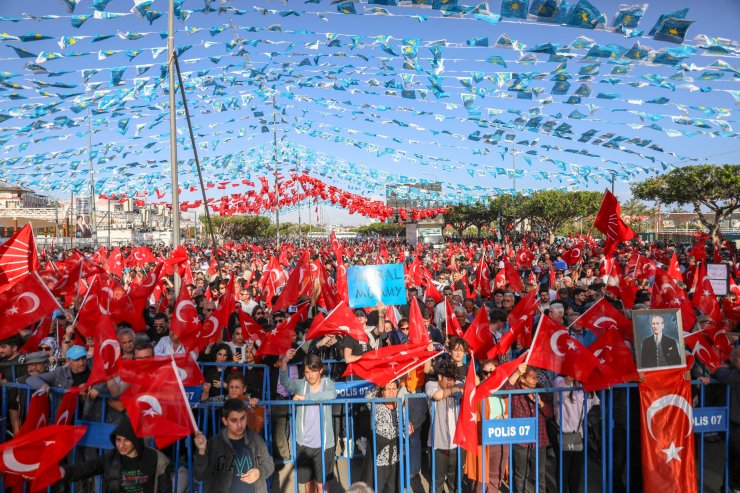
[0,378,734,492]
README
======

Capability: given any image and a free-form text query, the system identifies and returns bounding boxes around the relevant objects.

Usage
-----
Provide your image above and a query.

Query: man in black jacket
[194,398,275,493]
[59,417,171,492]
[640,315,681,368]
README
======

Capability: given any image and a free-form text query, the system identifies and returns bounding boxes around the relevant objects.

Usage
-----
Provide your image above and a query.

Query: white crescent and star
[550,329,568,357]
[17,292,40,314]
[201,316,220,338]
[136,394,163,417]
[56,410,70,426]
[2,448,39,473]
[646,394,693,441]
[593,316,617,330]
[100,339,121,370]
[175,300,196,324]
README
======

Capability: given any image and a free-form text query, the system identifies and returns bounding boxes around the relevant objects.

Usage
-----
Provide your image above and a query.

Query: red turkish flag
[18,317,52,355]
[335,259,349,304]
[463,306,494,359]
[453,358,480,454]
[0,224,40,288]
[83,314,121,387]
[119,354,204,388]
[667,253,683,284]
[627,252,657,280]
[639,368,697,493]
[593,189,635,255]
[273,251,312,311]
[0,272,60,340]
[408,298,431,346]
[49,257,83,306]
[583,330,640,391]
[445,297,464,338]
[314,260,341,310]
[508,289,538,347]
[0,425,87,492]
[119,357,197,448]
[475,352,528,402]
[195,275,236,349]
[239,310,266,342]
[573,298,633,342]
[503,262,523,294]
[128,262,163,317]
[691,264,722,326]
[527,315,600,383]
[684,330,723,373]
[305,300,368,342]
[515,247,534,269]
[342,343,441,387]
[561,246,583,267]
[474,257,492,298]
[170,281,202,352]
[651,267,696,331]
[254,303,309,361]
[257,256,286,307]
[17,392,50,437]
[103,247,124,278]
[54,388,80,426]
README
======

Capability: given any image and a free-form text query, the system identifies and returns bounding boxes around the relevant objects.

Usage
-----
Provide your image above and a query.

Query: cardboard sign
[347,263,406,308]
[706,263,728,296]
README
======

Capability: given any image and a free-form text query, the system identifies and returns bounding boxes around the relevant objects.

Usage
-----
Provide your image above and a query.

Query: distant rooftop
[0,180,34,194]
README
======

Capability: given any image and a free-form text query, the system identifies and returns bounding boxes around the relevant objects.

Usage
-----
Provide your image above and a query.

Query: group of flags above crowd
[0,1,737,205]
[0,189,737,489]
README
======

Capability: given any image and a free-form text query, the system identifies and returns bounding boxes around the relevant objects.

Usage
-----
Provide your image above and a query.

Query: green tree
[488,193,529,235]
[200,215,273,239]
[620,198,655,233]
[354,222,404,237]
[631,164,740,241]
[443,202,491,237]
[524,190,603,241]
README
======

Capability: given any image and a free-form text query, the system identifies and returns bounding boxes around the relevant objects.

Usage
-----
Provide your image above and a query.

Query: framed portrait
[632,309,686,372]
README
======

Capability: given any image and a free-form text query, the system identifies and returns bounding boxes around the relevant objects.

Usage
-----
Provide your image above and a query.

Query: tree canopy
[354,222,405,237]
[631,164,740,240]
[523,190,603,241]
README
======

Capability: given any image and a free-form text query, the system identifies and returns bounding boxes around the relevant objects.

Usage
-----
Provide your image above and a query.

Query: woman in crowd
[361,379,404,493]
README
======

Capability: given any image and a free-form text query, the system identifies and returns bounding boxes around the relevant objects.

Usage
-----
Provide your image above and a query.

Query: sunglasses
[255,311,264,315]
[481,370,492,376]
[40,347,52,351]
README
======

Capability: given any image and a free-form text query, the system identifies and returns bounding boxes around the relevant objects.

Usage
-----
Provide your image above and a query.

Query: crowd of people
[0,232,739,493]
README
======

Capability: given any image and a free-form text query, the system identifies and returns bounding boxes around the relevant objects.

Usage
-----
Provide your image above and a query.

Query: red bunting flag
[639,368,697,493]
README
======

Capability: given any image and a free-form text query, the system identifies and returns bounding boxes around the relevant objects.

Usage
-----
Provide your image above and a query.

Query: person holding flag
[194,398,274,493]
[59,416,172,493]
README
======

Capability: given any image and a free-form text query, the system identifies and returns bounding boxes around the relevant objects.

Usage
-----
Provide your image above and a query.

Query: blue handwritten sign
[693,407,727,433]
[347,263,406,308]
[482,418,538,445]
[335,379,373,399]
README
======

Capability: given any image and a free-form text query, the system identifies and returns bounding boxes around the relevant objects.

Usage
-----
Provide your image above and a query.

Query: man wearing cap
[8,351,49,436]
[26,345,91,393]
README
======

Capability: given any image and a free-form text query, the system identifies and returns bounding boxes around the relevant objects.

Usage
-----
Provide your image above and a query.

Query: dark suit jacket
[640,334,681,368]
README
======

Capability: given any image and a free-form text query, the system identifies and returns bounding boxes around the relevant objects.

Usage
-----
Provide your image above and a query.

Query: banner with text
[347,263,406,308]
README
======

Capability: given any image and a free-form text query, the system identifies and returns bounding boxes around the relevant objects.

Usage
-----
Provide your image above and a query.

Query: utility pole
[86,92,97,248]
[168,0,179,251]
[610,170,616,194]
[273,95,280,248]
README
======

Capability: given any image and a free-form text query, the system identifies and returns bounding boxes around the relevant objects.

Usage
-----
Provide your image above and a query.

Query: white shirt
[425,381,458,450]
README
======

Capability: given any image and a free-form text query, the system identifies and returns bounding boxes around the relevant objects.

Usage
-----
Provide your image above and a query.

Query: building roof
[0,180,34,194]
[665,212,740,222]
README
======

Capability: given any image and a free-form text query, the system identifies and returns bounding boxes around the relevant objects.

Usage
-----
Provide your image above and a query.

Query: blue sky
[0,0,737,225]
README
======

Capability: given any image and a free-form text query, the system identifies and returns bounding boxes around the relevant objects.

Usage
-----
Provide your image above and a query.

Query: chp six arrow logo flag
[639,368,697,493]
[0,425,87,492]
[527,315,600,383]
[593,189,635,256]
[0,272,60,341]
[0,224,40,288]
